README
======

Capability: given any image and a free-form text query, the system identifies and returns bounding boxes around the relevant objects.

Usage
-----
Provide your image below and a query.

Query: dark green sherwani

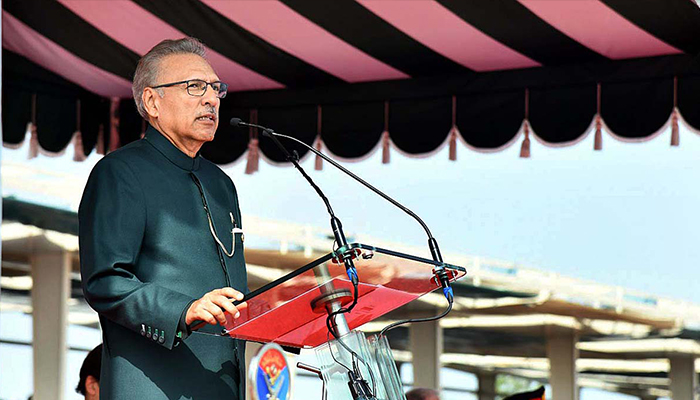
[79,125,247,400]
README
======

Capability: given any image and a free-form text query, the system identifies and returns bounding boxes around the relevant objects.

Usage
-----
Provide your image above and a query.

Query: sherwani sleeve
[79,157,195,350]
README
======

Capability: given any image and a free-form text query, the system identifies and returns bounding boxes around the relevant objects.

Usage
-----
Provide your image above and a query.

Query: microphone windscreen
[230,117,243,128]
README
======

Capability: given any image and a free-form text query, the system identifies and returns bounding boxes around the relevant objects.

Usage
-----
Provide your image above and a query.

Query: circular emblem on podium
[249,343,292,400]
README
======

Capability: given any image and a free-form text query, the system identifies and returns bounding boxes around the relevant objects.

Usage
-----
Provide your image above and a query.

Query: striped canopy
[3,0,700,165]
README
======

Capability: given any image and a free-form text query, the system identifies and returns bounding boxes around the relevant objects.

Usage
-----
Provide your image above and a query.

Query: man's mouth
[196,113,217,123]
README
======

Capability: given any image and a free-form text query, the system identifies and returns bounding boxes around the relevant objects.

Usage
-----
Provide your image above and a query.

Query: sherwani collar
[144,124,202,171]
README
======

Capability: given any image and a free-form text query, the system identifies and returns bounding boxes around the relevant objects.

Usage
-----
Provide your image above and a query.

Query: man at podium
[79,37,248,400]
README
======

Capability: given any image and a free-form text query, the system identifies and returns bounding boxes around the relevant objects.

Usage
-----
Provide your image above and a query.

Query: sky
[1,120,698,400]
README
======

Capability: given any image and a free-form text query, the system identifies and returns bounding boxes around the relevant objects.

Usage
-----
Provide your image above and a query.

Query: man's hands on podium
[185,287,245,327]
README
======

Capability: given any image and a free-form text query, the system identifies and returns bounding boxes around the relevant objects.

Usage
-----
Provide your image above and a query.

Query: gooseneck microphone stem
[257,123,452,294]
[233,118,444,264]
[258,126,336,219]
[266,123,453,298]
[233,119,357,275]
[273,132,438,253]
[259,127,354,263]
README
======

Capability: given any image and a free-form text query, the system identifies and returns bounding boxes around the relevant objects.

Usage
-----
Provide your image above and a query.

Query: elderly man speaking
[79,37,248,399]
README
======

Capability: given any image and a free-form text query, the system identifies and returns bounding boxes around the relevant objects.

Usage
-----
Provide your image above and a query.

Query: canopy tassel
[594,114,603,151]
[245,137,259,174]
[314,138,323,171]
[315,105,323,170]
[449,95,457,161]
[96,125,105,155]
[671,108,679,146]
[140,119,147,139]
[73,100,86,161]
[671,77,679,147]
[519,120,531,158]
[520,89,530,158]
[448,128,457,161]
[594,83,603,151]
[382,130,391,164]
[28,123,39,159]
[245,109,260,175]
[73,131,86,161]
[382,101,390,164]
[28,94,38,159]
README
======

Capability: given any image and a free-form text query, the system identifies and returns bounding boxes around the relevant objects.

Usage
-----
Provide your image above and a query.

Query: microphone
[229,118,244,129]
[230,118,268,133]
[230,118,276,141]
[230,118,453,301]
[230,117,358,284]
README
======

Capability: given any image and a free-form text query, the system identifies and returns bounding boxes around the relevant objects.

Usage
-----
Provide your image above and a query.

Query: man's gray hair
[132,37,207,119]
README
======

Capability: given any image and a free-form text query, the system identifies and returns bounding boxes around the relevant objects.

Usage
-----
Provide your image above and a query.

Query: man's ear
[142,88,160,119]
[85,375,99,396]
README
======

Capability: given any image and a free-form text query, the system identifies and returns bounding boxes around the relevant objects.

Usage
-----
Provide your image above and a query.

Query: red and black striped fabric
[3,0,700,164]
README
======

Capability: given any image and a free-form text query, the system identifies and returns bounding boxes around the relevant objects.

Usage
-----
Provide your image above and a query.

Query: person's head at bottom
[406,387,440,400]
[76,344,102,400]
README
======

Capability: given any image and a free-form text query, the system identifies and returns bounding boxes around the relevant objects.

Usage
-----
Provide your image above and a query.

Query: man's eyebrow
[184,77,222,83]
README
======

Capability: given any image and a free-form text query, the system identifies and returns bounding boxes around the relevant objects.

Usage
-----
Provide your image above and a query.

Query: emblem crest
[249,343,292,400]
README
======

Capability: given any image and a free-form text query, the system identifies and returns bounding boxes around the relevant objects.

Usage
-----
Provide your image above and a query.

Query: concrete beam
[410,320,442,390]
[31,252,71,400]
[669,355,697,400]
[546,329,578,400]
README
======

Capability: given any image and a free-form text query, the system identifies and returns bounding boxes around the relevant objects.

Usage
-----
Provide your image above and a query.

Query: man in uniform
[79,37,248,399]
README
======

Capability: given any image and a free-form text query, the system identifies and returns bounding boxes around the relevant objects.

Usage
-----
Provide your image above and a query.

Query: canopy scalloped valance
[3,0,700,168]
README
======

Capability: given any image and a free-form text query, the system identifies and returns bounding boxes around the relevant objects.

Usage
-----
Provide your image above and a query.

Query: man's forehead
[158,53,219,81]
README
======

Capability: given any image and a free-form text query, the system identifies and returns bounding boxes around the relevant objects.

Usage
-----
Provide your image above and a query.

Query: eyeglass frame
[150,79,228,99]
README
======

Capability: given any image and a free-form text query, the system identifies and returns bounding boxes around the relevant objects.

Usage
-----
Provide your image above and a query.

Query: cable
[379,295,453,338]
[328,326,377,397]
[326,331,353,373]
[323,277,377,397]
[325,278,358,339]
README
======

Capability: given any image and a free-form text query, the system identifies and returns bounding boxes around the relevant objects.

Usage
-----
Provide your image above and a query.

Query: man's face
[151,53,221,147]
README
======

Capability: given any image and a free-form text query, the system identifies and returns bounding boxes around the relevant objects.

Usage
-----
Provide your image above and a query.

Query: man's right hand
[185,287,244,327]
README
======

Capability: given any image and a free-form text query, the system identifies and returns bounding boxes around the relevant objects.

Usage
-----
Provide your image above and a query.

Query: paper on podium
[222,243,466,348]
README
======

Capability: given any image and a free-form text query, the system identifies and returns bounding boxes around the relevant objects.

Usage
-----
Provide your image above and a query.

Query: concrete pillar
[669,355,697,400]
[409,320,442,390]
[546,329,578,400]
[31,252,71,400]
[477,371,497,400]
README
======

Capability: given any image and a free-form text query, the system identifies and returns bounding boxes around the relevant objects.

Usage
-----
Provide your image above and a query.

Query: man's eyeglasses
[151,79,228,99]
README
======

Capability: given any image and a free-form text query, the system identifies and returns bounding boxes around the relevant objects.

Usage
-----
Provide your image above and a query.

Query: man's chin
[203,131,216,142]
[195,127,217,142]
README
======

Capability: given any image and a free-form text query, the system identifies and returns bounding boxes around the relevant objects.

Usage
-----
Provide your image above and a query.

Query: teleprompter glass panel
[222,243,466,348]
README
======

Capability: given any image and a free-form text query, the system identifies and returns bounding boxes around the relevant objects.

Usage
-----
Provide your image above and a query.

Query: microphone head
[229,117,243,128]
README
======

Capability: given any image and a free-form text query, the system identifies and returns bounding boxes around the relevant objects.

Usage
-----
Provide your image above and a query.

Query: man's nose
[201,85,220,107]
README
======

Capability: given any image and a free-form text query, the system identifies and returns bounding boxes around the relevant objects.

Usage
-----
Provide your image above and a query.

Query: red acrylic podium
[222,243,466,348]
